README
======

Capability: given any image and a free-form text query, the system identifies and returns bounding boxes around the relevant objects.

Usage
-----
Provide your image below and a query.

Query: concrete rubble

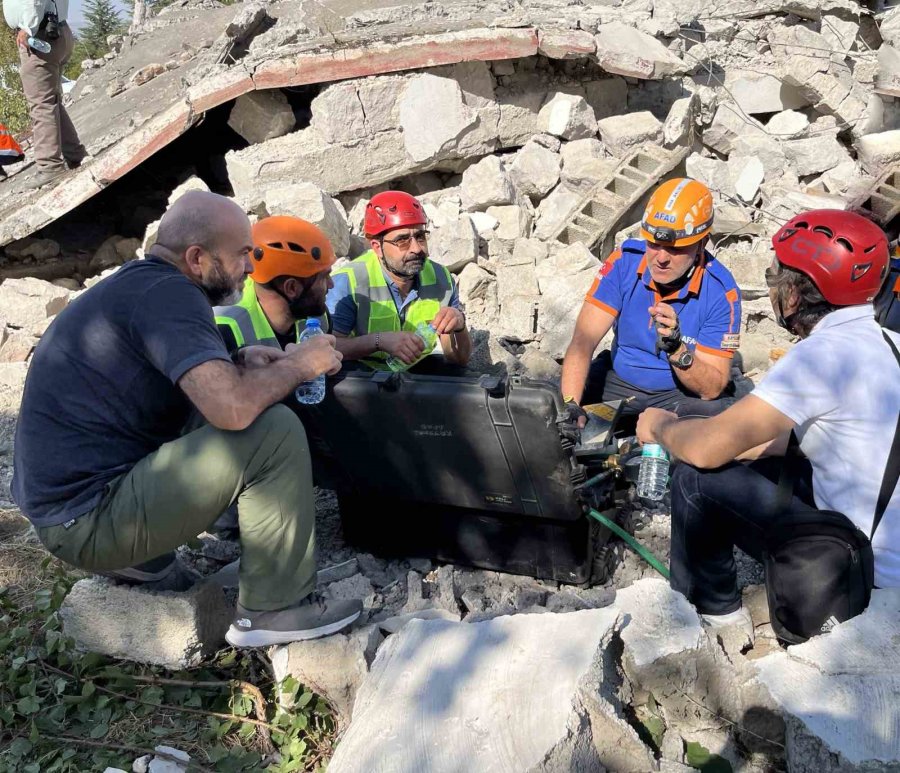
[1,1,900,770]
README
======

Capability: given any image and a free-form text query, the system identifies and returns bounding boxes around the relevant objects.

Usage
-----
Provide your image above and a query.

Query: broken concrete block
[328,609,621,773]
[594,21,688,79]
[730,134,791,183]
[495,295,539,341]
[130,62,166,87]
[537,28,596,59]
[90,235,133,272]
[0,277,70,331]
[597,111,663,157]
[148,745,190,773]
[784,135,853,176]
[4,237,60,260]
[377,608,460,634]
[536,243,599,359]
[538,92,597,141]
[533,184,584,241]
[766,109,809,139]
[322,573,376,613]
[497,261,540,305]
[400,74,478,164]
[806,160,864,195]
[663,93,699,148]
[703,103,765,156]
[469,211,500,239]
[856,129,900,174]
[460,156,516,211]
[60,578,232,668]
[226,125,409,199]
[429,214,479,273]
[584,77,628,120]
[270,624,383,726]
[509,237,548,267]
[457,263,499,323]
[560,138,615,192]
[168,175,210,205]
[0,331,37,363]
[752,589,900,772]
[723,70,807,114]
[508,139,561,200]
[261,182,350,256]
[729,156,765,203]
[496,76,547,148]
[227,90,295,145]
[486,204,532,243]
[716,249,771,297]
[685,153,731,198]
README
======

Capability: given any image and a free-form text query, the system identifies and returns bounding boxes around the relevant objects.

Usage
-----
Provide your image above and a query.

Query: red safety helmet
[772,210,889,306]
[363,191,426,238]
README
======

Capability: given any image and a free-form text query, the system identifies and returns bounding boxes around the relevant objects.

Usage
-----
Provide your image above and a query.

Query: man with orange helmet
[215,216,336,354]
[561,178,748,425]
[638,209,899,631]
[327,190,472,371]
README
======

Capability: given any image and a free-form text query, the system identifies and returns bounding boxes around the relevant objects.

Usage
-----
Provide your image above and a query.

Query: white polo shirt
[753,305,900,588]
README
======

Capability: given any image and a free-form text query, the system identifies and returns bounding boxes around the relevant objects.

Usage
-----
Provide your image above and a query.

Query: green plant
[0,556,334,771]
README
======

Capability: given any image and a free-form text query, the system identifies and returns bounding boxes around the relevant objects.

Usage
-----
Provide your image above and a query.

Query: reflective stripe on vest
[332,250,453,370]
[214,279,326,349]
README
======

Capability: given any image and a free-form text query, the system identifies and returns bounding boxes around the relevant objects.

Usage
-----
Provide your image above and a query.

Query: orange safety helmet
[640,178,714,248]
[250,216,336,283]
[364,191,427,238]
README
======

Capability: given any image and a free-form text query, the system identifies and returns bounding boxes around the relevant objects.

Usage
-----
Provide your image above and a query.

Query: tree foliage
[80,0,125,59]
[0,28,28,134]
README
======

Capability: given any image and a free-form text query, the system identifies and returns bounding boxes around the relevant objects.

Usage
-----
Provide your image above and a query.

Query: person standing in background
[3,0,87,189]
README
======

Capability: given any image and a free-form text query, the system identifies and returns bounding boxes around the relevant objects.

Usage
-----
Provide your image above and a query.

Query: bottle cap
[305,318,321,328]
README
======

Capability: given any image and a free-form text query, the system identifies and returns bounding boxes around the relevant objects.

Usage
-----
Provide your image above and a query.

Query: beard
[288,293,327,319]
[381,251,425,279]
[201,255,243,306]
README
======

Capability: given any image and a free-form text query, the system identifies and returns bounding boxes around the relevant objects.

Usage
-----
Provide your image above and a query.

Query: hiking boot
[21,167,67,190]
[226,595,363,647]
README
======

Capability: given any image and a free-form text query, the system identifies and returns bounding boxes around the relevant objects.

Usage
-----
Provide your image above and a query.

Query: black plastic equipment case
[310,370,597,584]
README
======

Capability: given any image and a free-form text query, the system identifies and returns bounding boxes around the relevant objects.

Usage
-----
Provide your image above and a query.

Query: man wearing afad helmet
[561,178,751,426]
[638,210,900,629]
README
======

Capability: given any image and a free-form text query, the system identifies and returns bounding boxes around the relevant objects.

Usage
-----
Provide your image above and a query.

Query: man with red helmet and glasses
[561,178,750,427]
[327,190,472,371]
[637,209,900,631]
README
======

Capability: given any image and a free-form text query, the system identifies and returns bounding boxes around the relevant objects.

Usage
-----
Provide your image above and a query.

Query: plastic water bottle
[27,37,51,54]
[294,319,326,405]
[637,443,669,501]
[384,322,438,372]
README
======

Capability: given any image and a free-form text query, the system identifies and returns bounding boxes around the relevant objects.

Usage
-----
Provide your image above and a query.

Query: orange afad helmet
[251,216,337,283]
[640,178,714,248]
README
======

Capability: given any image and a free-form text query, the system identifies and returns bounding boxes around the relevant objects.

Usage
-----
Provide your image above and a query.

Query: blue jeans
[669,458,816,614]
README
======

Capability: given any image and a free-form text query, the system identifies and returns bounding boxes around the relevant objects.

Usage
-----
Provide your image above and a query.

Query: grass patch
[0,509,336,772]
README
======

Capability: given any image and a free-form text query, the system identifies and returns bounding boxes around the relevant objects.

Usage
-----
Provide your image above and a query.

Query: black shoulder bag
[764,331,900,644]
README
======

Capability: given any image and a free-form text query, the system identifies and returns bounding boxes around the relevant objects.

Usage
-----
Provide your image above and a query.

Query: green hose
[589,508,671,580]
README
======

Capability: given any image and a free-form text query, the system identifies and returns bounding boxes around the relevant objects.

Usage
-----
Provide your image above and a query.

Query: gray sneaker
[226,596,363,647]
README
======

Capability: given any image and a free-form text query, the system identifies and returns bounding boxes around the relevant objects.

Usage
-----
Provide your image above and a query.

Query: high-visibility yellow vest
[214,278,326,350]
[331,250,454,370]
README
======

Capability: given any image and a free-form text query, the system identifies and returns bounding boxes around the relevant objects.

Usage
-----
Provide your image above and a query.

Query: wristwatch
[670,347,694,370]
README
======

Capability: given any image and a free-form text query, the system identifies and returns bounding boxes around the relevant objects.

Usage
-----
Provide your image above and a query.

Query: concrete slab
[752,589,900,772]
[328,609,620,773]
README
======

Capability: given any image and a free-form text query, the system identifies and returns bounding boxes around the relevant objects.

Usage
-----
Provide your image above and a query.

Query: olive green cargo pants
[36,405,316,611]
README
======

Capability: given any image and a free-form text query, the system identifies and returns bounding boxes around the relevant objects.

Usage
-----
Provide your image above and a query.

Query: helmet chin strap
[773,293,799,334]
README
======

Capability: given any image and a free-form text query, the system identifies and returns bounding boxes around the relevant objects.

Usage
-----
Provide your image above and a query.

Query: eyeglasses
[382,230,429,250]
[764,266,781,288]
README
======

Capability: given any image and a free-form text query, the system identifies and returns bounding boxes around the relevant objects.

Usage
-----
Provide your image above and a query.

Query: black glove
[655,315,682,355]
[560,400,588,443]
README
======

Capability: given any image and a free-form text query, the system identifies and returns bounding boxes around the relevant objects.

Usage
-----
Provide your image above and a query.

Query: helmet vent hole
[835,237,853,252]
[863,243,878,253]
[793,220,809,230]
[287,242,306,253]
[812,225,834,239]
[268,241,283,250]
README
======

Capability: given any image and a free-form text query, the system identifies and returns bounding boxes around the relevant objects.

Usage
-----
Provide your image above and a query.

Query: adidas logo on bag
[820,615,841,633]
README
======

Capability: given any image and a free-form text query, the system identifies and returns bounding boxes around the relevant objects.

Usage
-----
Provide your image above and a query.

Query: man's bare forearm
[561,344,592,403]
[671,350,729,400]
[334,334,376,361]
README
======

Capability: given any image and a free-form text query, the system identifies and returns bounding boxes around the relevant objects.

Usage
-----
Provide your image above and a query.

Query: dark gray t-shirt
[12,257,231,527]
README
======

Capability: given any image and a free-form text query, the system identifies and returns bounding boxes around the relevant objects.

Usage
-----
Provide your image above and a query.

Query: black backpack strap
[776,430,802,512]
[873,331,900,539]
